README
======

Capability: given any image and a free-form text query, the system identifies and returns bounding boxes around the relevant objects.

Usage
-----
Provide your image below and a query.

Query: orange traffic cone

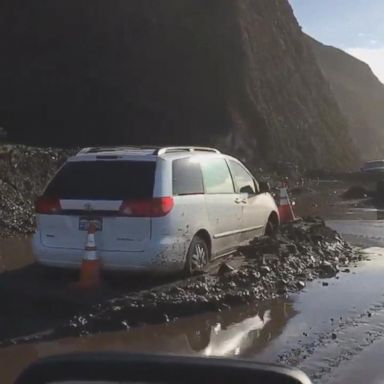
[278,187,296,224]
[76,223,102,289]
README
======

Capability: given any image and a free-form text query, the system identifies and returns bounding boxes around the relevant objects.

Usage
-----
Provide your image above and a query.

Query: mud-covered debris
[341,185,371,200]
[246,236,280,256]
[218,262,236,276]
[297,281,306,290]
[0,215,359,348]
[260,265,272,275]
[318,261,339,277]
[35,218,359,341]
[0,144,75,237]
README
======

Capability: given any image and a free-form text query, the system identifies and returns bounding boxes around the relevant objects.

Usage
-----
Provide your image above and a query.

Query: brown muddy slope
[307,35,384,160]
[0,0,356,169]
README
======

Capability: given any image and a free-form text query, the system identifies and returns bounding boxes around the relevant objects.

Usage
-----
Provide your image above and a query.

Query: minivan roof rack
[155,147,220,155]
[77,146,159,155]
[76,146,220,156]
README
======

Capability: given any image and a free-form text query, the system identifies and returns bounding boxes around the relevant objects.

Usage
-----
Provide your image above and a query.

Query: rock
[252,271,261,279]
[218,262,236,276]
[228,281,237,289]
[262,253,280,264]
[169,286,186,295]
[319,261,338,277]
[331,333,337,340]
[297,281,306,289]
[260,266,271,275]
[322,282,329,286]
[194,283,209,295]
[286,244,298,254]
[342,269,351,273]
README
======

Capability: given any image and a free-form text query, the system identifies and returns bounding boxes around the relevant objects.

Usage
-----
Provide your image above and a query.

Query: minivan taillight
[35,196,61,214]
[119,197,174,217]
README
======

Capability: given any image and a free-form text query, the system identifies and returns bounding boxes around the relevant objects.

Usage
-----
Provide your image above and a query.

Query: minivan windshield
[44,161,156,200]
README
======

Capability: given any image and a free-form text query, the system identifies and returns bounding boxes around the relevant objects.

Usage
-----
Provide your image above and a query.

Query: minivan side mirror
[240,185,255,195]
[259,181,271,194]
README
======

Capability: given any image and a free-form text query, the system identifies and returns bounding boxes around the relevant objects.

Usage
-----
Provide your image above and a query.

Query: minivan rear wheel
[185,236,209,276]
[265,217,278,237]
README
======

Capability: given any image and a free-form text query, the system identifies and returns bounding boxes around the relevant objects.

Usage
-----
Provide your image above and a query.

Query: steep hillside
[0,0,357,169]
[307,35,384,160]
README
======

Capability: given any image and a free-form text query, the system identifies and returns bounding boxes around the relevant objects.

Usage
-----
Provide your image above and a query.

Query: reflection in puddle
[0,299,296,383]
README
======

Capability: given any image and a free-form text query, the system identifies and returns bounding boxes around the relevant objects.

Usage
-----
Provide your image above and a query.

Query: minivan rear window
[45,161,156,200]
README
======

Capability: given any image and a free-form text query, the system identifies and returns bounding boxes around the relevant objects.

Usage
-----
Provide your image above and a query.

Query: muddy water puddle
[0,236,34,272]
[0,298,296,383]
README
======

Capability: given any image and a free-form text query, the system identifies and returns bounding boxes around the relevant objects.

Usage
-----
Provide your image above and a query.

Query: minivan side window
[173,158,204,195]
[228,160,257,195]
[201,158,235,194]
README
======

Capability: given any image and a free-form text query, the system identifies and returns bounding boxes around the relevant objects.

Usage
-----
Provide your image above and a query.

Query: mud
[0,244,381,384]
[0,236,33,272]
[0,218,357,347]
[255,245,384,384]
[341,185,371,200]
[0,299,294,383]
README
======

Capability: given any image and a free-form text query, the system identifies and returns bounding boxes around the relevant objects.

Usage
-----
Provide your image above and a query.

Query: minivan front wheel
[185,236,209,276]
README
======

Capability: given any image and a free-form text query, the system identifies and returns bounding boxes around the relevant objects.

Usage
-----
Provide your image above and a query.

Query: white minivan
[33,147,279,274]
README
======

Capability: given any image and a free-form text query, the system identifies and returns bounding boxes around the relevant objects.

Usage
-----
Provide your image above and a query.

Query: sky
[289,0,384,82]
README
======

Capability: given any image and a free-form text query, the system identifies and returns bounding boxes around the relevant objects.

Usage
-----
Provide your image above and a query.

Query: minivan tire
[185,235,209,276]
[265,217,278,238]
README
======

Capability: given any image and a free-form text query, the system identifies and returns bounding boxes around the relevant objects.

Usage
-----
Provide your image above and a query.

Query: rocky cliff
[0,0,357,169]
[307,35,384,160]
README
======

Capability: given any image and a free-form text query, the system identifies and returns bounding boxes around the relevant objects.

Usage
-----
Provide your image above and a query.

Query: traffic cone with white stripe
[278,187,296,224]
[76,223,101,289]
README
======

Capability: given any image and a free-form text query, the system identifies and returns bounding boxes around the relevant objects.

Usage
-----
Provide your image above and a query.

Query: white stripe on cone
[84,225,98,261]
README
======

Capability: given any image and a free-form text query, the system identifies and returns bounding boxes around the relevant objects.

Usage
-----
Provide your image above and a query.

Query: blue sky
[289,0,384,81]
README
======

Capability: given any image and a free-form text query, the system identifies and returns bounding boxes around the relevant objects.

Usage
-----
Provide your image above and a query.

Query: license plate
[79,217,103,231]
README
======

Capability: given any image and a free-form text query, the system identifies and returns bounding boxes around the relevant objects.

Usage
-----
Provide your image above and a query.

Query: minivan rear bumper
[32,232,189,273]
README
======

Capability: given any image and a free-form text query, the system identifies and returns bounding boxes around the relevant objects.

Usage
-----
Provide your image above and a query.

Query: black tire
[265,217,278,237]
[185,235,209,276]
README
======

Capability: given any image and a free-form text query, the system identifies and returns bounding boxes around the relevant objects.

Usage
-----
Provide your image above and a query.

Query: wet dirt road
[1,237,383,383]
[2,182,384,383]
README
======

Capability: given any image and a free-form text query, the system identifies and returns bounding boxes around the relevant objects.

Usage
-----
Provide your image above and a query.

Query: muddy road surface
[2,180,384,383]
